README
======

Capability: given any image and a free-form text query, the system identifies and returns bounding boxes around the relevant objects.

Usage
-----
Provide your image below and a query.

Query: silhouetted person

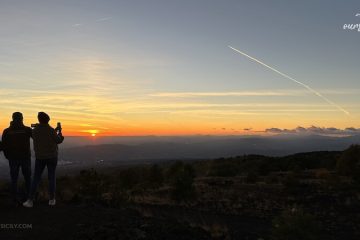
[23,112,64,207]
[2,112,32,205]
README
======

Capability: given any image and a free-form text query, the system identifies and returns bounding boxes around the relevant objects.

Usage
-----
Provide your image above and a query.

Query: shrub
[282,172,302,194]
[77,168,105,201]
[245,172,258,183]
[271,209,323,240]
[147,164,164,188]
[314,168,331,179]
[208,162,239,177]
[337,145,360,181]
[0,181,7,191]
[167,161,185,180]
[169,161,196,202]
[52,175,75,202]
[106,183,130,206]
[118,167,142,190]
[265,173,279,184]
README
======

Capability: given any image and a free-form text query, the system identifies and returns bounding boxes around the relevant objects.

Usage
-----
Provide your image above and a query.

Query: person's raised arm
[52,128,64,144]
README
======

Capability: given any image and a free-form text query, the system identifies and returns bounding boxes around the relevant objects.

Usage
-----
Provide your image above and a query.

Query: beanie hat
[38,112,50,124]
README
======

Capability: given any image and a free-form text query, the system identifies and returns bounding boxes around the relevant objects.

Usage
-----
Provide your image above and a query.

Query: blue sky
[0,0,359,135]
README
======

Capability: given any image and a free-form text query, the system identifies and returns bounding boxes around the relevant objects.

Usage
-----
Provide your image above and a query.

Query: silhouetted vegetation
[282,171,302,194]
[271,209,323,240]
[337,145,360,182]
[205,151,341,178]
[245,172,259,183]
[2,146,359,239]
[148,164,164,188]
[77,168,105,201]
[169,161,196,202]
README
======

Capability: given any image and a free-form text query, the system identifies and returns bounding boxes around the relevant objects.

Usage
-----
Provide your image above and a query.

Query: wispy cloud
[149,89,360,98]
[72,23,83,27]
[95,17,112,22]
[72,16,112,27]
[149,91,301,97]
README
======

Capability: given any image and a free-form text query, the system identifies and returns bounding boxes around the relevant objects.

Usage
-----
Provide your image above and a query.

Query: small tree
[337,145,360,180]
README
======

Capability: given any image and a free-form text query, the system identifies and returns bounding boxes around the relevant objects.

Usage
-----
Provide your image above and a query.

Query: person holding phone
[23,112,64,207]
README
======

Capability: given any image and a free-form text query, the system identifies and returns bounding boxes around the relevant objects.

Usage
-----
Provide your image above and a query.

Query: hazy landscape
[1,133,360,179]
[1,143,359,239]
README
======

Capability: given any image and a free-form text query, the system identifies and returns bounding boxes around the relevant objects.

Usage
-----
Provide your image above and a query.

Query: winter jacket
[32,123,64,159]
[2,121,32,159]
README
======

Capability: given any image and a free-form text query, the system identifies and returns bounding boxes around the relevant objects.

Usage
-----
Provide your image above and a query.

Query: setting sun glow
[0,1,358,136]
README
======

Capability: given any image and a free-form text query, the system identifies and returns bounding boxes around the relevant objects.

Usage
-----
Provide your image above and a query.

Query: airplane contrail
[228,45,350,115]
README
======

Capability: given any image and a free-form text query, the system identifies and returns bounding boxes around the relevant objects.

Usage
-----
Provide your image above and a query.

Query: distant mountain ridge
[0,134,359,178]
[59,134,360,164]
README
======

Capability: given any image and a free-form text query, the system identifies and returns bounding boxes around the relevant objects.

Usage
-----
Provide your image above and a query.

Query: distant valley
[0,134,359,179]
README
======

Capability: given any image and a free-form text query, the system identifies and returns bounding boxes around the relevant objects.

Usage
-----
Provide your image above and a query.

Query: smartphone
[56,122,62,132]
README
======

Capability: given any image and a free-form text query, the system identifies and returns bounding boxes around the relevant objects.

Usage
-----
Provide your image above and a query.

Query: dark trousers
[8,158,32,201]
[29,158,58,200]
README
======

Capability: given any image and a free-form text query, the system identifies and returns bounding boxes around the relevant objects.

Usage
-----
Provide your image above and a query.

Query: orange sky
[0,103,357,136]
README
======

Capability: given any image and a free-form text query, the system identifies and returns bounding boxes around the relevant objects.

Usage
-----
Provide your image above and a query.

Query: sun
[86,129,99,137]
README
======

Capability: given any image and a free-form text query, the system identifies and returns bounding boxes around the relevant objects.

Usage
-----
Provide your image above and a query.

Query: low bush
[271,209,323,240]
